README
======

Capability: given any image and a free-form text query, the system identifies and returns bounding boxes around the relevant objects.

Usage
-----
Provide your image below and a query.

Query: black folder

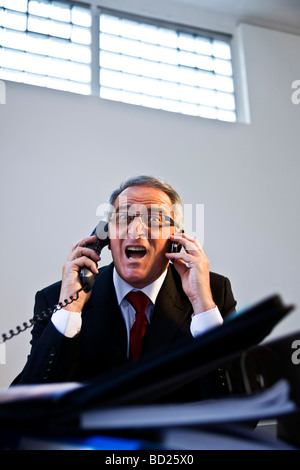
[0,294,294,430]
[65,294,294,407]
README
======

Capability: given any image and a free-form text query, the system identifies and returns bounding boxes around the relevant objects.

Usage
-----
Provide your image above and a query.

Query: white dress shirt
[52,267,223,346]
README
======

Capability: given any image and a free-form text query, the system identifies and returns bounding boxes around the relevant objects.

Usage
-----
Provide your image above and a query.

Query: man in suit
[13,175,236,387]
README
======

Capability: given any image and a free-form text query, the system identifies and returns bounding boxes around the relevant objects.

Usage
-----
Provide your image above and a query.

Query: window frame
[97,7,237,122]
[0,1,239,122]
[0,0,93,95]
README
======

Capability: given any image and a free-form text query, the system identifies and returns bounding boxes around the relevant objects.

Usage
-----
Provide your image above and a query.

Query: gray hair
[109,175,184,230]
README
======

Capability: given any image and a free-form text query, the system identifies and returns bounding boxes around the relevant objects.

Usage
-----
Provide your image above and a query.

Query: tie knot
[125,291,150,315]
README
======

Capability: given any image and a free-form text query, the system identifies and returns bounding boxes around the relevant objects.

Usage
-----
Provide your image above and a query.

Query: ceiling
[170,0,300,35]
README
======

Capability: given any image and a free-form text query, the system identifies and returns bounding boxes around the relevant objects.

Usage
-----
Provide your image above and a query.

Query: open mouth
[125,246,147,259]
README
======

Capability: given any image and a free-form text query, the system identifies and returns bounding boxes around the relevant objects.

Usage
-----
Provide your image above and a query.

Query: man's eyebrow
[114,205,130,213]
[148,207,171,218]
[114,204,171,216]
[149,208,168,214]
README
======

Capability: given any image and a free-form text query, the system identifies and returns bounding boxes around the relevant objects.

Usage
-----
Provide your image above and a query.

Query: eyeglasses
[111,211,175,229]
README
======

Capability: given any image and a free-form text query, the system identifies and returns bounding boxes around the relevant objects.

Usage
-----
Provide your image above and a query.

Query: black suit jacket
[14,263,236,385]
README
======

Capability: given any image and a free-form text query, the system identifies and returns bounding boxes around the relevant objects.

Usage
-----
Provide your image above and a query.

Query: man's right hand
[58,235,100,312]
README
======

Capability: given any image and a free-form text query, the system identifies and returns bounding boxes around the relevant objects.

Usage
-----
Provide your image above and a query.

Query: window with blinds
[0,0,92,94]
[99,11,236,122]
[0,2,238,122]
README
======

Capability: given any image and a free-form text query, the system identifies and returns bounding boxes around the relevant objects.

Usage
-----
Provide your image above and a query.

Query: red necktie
[126,291,150,361]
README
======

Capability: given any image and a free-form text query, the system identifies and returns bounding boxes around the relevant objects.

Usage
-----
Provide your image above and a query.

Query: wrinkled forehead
[114,186,173,214]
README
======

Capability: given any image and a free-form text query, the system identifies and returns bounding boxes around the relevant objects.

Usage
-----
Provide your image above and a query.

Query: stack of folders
[0,294,299,449]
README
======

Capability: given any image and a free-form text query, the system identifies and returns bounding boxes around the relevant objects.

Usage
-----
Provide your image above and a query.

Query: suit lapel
[143,265,192,354]
[81,263,128,370]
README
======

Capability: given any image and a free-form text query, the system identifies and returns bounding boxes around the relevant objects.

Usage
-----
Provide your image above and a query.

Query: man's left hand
[165,233,216,314]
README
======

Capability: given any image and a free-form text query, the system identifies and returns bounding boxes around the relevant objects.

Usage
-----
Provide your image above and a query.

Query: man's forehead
[114,186,172,209]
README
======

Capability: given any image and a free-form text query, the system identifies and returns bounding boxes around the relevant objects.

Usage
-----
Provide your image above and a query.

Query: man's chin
[121,266,149,288]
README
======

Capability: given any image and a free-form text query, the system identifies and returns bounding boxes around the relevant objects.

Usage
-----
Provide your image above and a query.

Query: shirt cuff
[190,306,223,337]
[51,309,82,338]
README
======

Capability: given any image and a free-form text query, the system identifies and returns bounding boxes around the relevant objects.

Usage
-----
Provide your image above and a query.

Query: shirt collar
[113,266,168,306]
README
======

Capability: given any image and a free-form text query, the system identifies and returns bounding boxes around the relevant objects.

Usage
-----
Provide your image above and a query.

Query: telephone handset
[79,220,109,293]
[1,220,110,343]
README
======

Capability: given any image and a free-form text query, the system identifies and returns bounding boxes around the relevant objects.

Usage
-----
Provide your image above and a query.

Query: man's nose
[128,215,147,237]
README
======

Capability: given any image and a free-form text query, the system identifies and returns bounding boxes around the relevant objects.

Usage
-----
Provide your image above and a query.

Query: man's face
[109,185,175,288]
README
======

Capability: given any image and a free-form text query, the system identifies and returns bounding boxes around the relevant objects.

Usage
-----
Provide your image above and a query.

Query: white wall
[0,20,299,388]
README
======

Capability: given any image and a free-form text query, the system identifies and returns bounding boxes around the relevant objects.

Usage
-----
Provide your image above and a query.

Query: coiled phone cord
[1,288,83,343]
